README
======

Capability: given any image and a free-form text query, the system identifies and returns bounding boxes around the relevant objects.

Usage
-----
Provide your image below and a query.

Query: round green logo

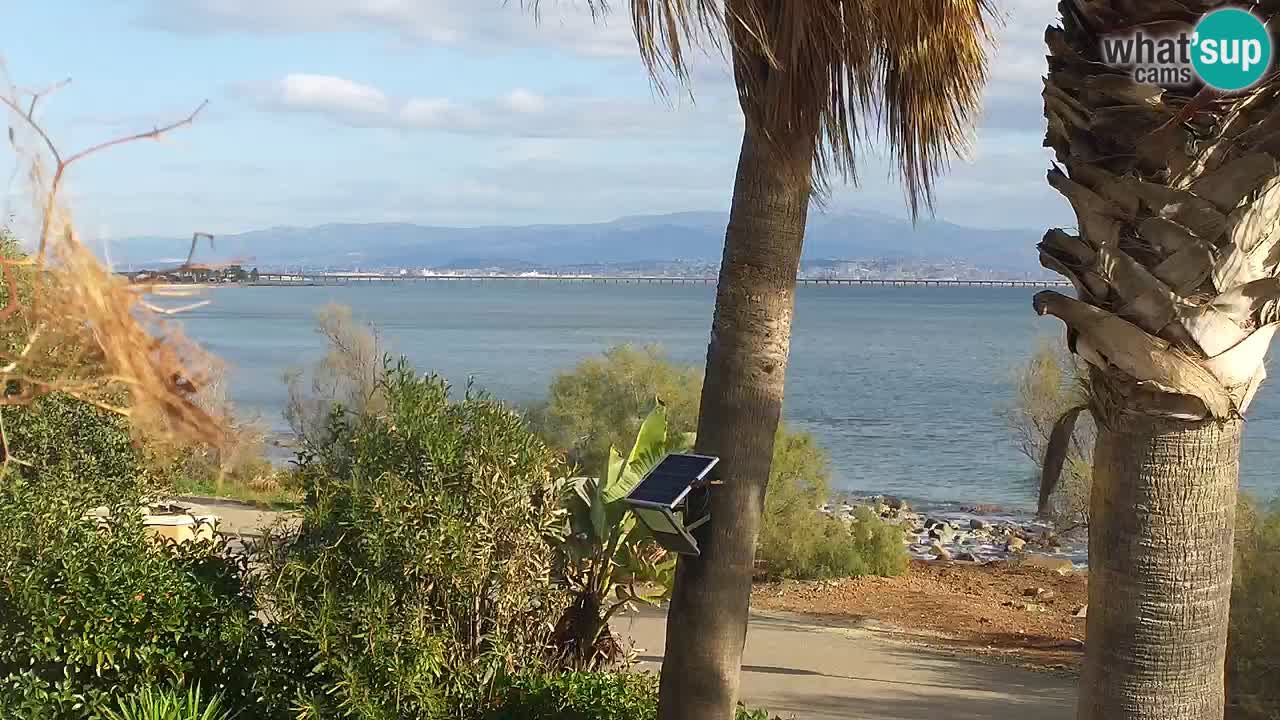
[1192,8,1272,91]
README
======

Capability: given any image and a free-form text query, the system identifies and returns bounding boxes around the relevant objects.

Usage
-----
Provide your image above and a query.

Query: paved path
[618,609,1076,720]
[178,496,293,538]
[187,496,1077,720]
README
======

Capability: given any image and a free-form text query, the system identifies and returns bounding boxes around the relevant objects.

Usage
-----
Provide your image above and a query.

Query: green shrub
[535,347,897,580]
[555,407,684,671]
[103,685,234,720]
[756,431,908,579]
[529,344,700,473]
[1000,339,1093,528]
[1,392,158,506]
[848,507,911,576]
[486,672,658,720]
[1229,498,1280,720]
[485,672,785,720]
[758,505,907,580]
[0,477,283,720]
[757,430,906,579]
[758,429,832,577]
[262,359,568,718]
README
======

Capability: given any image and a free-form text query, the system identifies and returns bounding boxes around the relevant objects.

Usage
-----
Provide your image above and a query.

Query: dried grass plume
[0,69,226,457]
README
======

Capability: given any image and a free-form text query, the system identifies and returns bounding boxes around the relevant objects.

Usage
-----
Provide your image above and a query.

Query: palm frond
[528,0,997,215]
[865,0,998,214]
[1039,404,1088,517]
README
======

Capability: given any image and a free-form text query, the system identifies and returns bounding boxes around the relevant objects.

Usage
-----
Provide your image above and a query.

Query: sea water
[175,282,1280,509]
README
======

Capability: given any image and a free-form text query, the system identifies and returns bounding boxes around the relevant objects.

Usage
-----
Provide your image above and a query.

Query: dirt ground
[752,558,1088,671]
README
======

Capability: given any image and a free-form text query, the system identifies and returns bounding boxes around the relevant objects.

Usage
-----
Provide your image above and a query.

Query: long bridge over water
[253,273,1069,288]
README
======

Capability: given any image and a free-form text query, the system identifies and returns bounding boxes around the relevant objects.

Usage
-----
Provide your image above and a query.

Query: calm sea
[175,282,1280,508]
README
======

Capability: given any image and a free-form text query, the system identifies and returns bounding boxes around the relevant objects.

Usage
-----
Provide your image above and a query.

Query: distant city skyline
[122,258,1056,284]
[95,209,1045,275]
[3,1,1072,241]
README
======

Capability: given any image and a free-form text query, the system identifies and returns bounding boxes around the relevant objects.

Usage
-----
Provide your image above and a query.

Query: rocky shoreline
[826,494,1087,570]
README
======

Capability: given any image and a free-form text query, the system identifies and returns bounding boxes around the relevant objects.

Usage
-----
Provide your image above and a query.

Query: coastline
[142,282,224,291]
[833,493,1088,568]
[135,281,332,291]
[129,275,1068,288]
[266,431,1085,565]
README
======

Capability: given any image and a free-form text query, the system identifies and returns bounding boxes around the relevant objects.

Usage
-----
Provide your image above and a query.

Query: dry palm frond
[0,72,226,453]
[1037,1,1280,423]
[529,0,997,214]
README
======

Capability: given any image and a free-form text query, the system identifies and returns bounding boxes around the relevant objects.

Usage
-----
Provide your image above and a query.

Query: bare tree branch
[0,70,226,449]
[61,100,207,170]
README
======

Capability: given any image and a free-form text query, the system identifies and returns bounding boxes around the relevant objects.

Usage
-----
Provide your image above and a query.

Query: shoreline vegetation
[181,324,1092,678]
[127,274,1072,288]
[116,261,1068,288]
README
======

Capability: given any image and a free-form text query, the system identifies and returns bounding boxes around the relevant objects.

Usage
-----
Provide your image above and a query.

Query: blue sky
[1,0,1073,240]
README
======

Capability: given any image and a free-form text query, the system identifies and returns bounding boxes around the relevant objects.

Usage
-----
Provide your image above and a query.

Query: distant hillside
[102,210,1042,272]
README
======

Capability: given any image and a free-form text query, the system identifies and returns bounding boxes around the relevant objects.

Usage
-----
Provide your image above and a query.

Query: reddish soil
[752,558,1088,671]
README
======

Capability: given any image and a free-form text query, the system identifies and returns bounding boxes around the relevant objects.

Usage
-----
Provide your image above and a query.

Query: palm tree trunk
[657,126,811,720]
[1080,381,1241,720]
[1036,3,1280,717]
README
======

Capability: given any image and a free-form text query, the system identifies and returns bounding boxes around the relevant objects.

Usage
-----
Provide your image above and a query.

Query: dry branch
[0,71,226,451]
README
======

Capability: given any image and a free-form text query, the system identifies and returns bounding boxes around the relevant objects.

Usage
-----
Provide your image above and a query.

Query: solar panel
[626,453,719,508]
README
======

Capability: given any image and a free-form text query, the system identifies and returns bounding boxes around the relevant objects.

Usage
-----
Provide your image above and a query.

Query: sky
[0,0,1074,240]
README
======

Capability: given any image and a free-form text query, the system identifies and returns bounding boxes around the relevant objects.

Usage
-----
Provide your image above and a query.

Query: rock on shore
[823,495,1087,568]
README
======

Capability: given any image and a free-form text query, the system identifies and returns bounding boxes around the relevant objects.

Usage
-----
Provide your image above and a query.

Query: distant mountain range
[102,210,1044,273]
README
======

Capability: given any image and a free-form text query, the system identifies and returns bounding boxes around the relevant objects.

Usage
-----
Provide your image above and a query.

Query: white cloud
[502,89,547,114]
[143,0,639,58]
[399,98,458,125]
[275,73,390,115]
[233,73,734,139]
[149,0,1056,140]
[138,0,1070,232]
[979,0,1059,133]
[150,0,1055,129]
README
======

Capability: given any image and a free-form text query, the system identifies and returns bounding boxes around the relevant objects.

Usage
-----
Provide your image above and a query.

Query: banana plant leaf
[602,405,669,505]
[565,404,674,546]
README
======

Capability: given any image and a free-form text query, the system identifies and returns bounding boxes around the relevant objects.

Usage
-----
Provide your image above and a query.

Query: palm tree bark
[658,126,812,720]
[1037,3,1280,718]
[1081,376,1241,720]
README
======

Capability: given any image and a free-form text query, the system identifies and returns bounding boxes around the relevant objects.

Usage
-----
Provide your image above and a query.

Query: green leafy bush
[847,507,911,576]
[556,407,680,671]
[0,385,298,720]
[756,430,905,579]
[1229,498,1280,720]
[758,505,906,580]
[529,344,700,473]
[1000,339,1093,528]
[0,478,282,720]
[103,685,234,720]
[1,392,158,506]
[485,673,785,720]
[535,346,898,580]
[486,672,658,720]
[262,359,568,718]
